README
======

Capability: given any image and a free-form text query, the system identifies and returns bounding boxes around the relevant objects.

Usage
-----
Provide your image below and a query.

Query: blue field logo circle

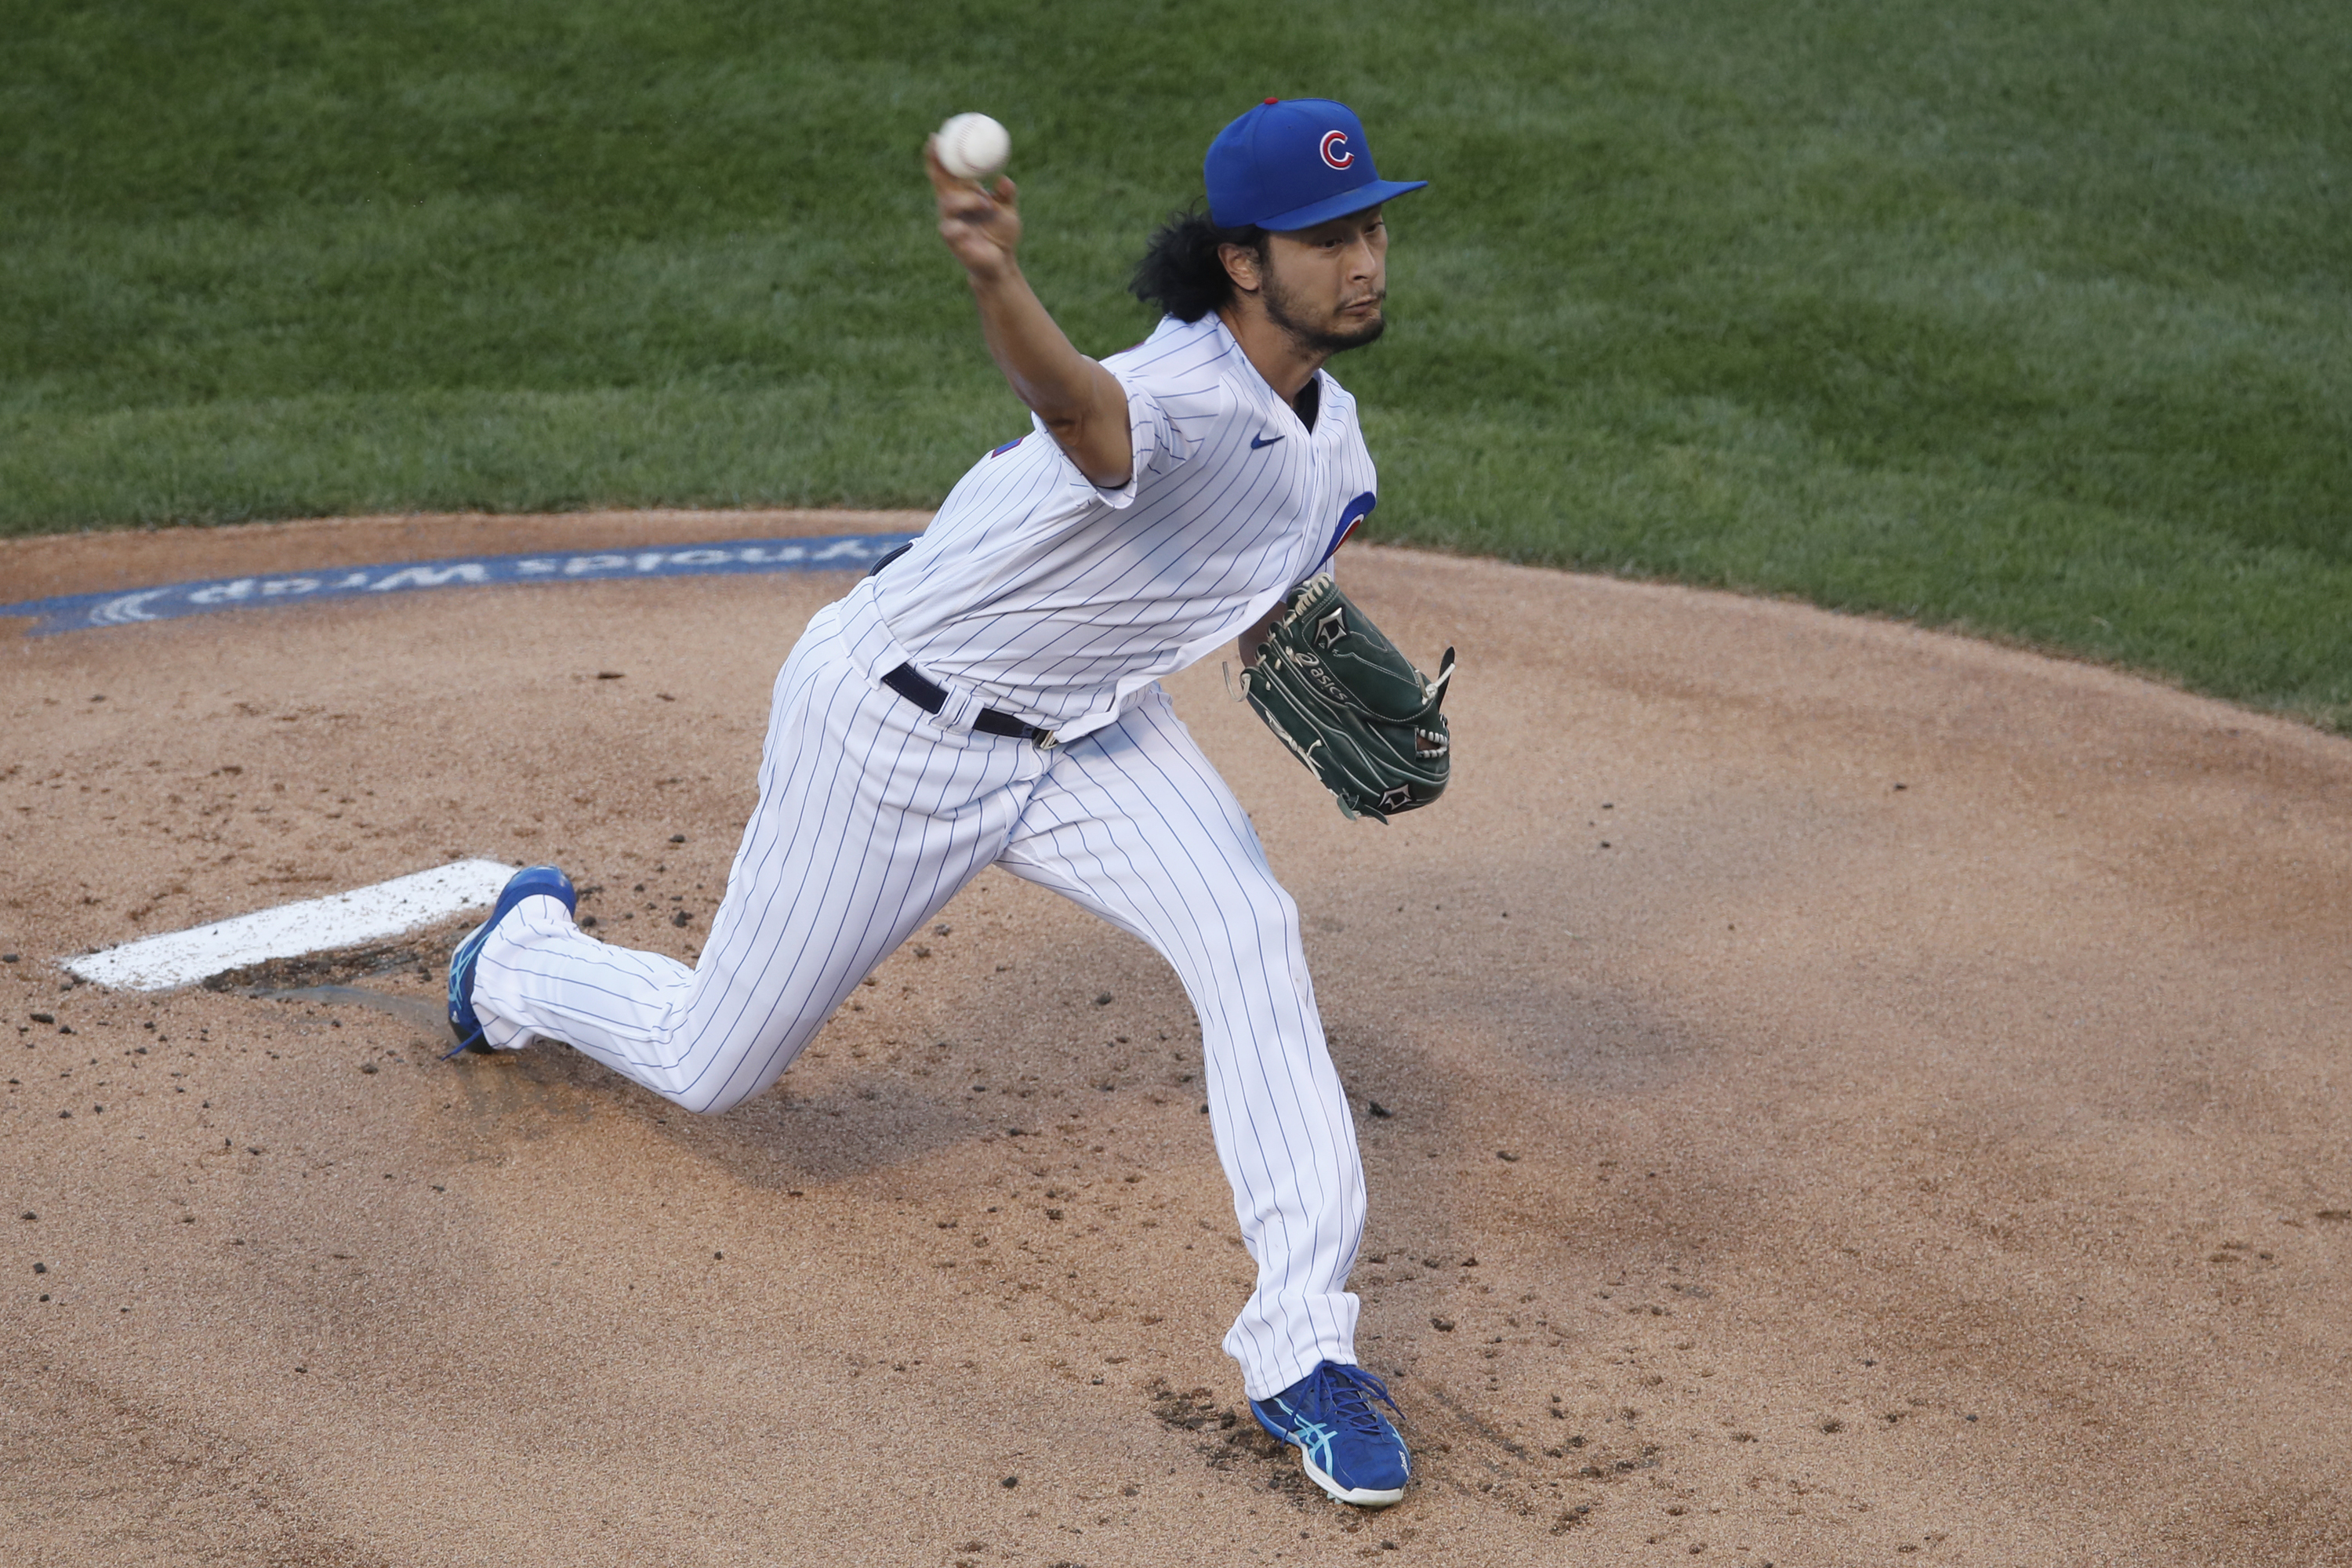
[1,532,921,637]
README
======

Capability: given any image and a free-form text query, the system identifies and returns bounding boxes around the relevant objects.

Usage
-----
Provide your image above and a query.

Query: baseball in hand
[935,112,1011,183]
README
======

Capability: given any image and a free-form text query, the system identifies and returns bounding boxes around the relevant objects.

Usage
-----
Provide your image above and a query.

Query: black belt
[882,663,1058,746]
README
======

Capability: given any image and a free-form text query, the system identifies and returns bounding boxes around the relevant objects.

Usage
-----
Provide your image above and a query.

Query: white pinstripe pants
[473,598,1366,1396]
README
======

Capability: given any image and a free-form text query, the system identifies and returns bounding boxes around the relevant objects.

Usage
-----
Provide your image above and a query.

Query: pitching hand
[927,138,1022,280]
[920,133,1131,488]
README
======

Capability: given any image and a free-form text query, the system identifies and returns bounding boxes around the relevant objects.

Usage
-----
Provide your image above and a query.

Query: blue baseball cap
[1204,98,1428,233]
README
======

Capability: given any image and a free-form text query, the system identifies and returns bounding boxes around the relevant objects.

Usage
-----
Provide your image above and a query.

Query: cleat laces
[1322,1365,1403,1441]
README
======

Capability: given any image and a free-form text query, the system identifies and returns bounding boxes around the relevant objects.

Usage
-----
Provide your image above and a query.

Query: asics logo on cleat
[1250,1362,1410,1507]
[1287,1416,1339,1474]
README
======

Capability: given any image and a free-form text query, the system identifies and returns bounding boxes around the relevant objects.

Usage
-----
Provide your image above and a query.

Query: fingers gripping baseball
[927,139,1021,277]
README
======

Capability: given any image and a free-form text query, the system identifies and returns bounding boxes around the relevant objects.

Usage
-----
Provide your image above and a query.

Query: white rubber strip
[64,858,517,990]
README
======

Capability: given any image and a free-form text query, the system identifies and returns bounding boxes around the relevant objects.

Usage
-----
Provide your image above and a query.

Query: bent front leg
[474,619,1037,1114]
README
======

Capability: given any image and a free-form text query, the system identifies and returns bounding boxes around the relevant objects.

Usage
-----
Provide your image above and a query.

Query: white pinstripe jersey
[862,311,1381,741]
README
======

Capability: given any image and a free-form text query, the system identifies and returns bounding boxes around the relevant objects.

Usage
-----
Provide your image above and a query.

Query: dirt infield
[4,515,2348,1566]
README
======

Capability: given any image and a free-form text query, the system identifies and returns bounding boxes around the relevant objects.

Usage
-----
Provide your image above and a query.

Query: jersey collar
[1206,312,1328,438]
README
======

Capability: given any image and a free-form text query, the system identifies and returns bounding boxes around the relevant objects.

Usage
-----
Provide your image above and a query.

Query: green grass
[2,1,2347,726]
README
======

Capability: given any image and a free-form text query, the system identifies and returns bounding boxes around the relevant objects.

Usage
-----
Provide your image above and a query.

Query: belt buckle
[1034,728,1058,750]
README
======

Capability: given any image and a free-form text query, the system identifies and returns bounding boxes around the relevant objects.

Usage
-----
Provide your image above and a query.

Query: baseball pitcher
[446,97,1447,1507]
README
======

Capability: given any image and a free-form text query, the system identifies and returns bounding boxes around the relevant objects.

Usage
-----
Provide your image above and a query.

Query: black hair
[1129,206,1268,322]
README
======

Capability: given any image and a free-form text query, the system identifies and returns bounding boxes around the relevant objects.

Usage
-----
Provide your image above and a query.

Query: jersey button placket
[1298,406,1333,575]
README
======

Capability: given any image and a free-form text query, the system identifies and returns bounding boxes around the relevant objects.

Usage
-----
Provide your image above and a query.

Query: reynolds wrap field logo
[0,532,920,637]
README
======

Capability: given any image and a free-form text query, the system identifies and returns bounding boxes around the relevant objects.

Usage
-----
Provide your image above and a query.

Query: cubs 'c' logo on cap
[1319,130,1356,171]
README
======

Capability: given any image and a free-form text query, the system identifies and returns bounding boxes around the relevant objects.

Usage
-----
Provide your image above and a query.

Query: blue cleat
[1250,1362,1411,1507]
[444,865,575,1058]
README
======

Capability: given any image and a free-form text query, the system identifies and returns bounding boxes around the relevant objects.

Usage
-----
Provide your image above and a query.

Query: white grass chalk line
[66,859,517,990]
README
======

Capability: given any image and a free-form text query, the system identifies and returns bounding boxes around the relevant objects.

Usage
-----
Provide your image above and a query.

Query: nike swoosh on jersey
[1250,433,1284,449]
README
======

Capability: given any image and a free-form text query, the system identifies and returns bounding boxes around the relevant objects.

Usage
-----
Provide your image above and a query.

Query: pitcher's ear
[1218,241,1262,295]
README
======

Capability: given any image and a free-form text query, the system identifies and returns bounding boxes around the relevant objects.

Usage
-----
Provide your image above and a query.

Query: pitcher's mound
[5,514,2347,1565]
